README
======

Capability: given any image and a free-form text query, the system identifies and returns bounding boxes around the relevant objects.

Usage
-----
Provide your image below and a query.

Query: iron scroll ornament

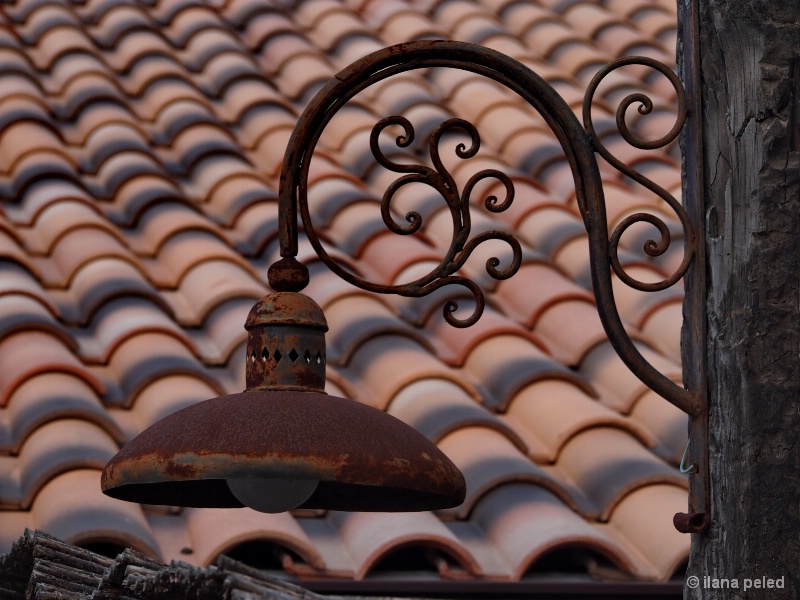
[270,40,702,416]
[269,40,706,529]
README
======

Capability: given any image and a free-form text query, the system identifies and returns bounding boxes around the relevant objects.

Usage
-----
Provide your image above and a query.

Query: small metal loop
[679,440,697,474]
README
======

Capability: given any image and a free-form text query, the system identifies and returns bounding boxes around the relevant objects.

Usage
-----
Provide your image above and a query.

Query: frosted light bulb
[227,478,318,513]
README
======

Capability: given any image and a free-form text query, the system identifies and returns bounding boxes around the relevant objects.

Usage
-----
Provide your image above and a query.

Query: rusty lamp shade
[101,291,466,513]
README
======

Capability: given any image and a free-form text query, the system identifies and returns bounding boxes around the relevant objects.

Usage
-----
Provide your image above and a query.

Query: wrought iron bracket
[269,40,709,533]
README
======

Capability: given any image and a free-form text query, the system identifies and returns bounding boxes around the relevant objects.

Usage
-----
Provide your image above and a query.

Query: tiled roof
[0,0,689,587]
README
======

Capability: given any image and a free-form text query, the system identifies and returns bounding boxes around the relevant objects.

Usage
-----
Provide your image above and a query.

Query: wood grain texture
[680,1,800,598]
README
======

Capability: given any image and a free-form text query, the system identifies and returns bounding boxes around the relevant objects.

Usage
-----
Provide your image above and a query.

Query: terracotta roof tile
[595,25,666,62]
[549,41,610,83]
[22,200,121,255]
[297,516,362,576]
[555,426,685,520]
[378,11,447,44]
[46,227,137,287]
[518,19,583,59]
[0,331,104,407]
[150,97,218,144]
[0,97,53,138]
[631,8,677,46]
[628,389,686,464]
[272,53,337,101]
[503,379,653,463]
[463,333,594,411]
[307,9,376,52]
[345,334,461,410]
[355,231,442,286]
[11,419,117,509]
[126,374,219,431]
[533,298,610,366]
[439,426,581,519]
[306,175,373,227]
[450,15,508,44]
[607,484,689,580]
[100,331,222,405]
[218,80,293,127]
[75,297,196,364]
[639,300,682,361]
[30,469,160,558]
[324,292,427,366]
[239,10,295,50]
[515,205,586,256]
[54,257,168,325]
[163,258,265,325]
[494,262,593,328]
[226,195,281,252]
[1,372,122,455]
[28,26,98,71]
[52,52,104,86]
[490,1,555,37]
[68,103,144,149]
[471,483,637,579]
[162,6,224,48]
[77,0,139,23]
[180,507,329,571]
[0,122,70,174]
[580,340,681,413]
[90,6,153,48]
[184,157,266,203]
[127,202,220,256]
[0,263,57,315]
[427,304,549,366]
[388,378,520,447]
[327,510,480,579]
[562,3,624,38]
[323,201,395,257]
[186,297,252,365]
[329,34,386,67]
[90,152,168,201]
[0,294,69,347]
[609,265,683,327]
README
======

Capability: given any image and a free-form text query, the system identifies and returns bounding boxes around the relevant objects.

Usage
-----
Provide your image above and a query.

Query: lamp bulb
[226,478,318,513]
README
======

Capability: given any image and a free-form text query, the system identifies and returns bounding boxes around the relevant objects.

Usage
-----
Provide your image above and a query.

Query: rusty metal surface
[672,0,710,534]
[673,511,709,535]
[103,289,466,511]
[245,292,328,392]
[583,56,692,293]
[267,256,310,292]
[367,115,521,327]
[101,390,467,511]
[275,39,700,415]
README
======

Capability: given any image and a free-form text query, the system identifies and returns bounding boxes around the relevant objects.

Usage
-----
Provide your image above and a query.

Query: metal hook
[680,440,697,474]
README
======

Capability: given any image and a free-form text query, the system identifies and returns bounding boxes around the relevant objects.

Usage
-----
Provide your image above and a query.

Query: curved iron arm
[269,40,700,417]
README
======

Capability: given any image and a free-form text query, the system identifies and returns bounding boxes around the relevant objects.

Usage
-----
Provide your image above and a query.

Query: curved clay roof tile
[29,469,161,560]
[470,483,638,579]
[2,372,123,455]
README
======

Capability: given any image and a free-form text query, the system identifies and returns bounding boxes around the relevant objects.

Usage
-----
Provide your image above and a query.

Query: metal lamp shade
[101,389,466,511]
[101,291,466,511]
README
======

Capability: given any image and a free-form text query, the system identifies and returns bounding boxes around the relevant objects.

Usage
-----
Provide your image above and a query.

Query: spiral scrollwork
[367,116,521,327]
[583,56,694,292]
